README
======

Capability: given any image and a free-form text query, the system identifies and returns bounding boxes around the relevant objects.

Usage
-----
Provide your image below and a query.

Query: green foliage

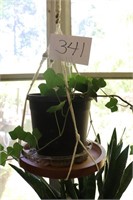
[78,174,96,199]
[39,68,107,100]
[60,179,78,199]
[96,128,133,199]
[115,162,133,199]
[0,126,41,166]
[130,145,133,154]
[47,101,66,113]
[39,68,65,97]
[9,164,59,199]
[105,97,118,112]
[7,143,23,158]
[0,144,4,151]
[38,68,133,113]
[43,68,64,88]
[38,68,121,114]
[0,129,131,199]
[9,126,41,148]
[0,152,8,166]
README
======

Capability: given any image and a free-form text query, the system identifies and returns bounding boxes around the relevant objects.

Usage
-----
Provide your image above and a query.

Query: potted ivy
[0,61,132,199]
[0,60,132,167]
[26,66,107,163]
[25,62,133,162]
[0,0,133,197]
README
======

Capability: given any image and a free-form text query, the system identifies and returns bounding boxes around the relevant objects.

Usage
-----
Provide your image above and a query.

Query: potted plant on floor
[1,127,132,199]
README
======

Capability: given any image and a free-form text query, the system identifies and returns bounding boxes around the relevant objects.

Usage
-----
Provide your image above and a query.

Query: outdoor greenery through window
[0,0,46,199]
[0,0,46,74]
[71,0,133,72]
[0,0,133,199]
[71,0,133,143]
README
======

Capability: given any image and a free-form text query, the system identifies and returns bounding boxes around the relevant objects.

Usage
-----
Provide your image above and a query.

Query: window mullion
[46,0,71,72]
[47,0,71,43]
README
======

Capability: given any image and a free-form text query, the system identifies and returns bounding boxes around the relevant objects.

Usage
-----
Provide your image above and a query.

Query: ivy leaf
[33,128,42,141]
[130,145,133,155]
[13,143,23,158]
[47,101,66,113]
[92,78,106,91]
[0,144,4,151]
[97,78,106,88]
[9,126,27,140]
[69,75,88,93]
[39,69,64,96]
[9,128,18,140]
[43,68,56,86]
[7,146,14,157]
[43,68,64,88]
[24,133,36,148]
[56,87,66,96]
[105,98,118,112]
[9,126,39,148]
[7,143,23,158]
[0,152,8,166]
[38,83,56,96]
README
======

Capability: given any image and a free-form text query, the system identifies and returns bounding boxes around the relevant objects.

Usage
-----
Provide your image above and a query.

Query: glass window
[71,0,133,72]
[71,2,133,198]
[0,0,46,74]
[0,1,46,199]
[0,1,133,199]
[88,79,133,146]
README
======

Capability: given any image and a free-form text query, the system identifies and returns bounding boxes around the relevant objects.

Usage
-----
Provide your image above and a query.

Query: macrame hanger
[55,0,63,34]
[21,0,99,180]
[47,0,63,69]
[21,0,64,129]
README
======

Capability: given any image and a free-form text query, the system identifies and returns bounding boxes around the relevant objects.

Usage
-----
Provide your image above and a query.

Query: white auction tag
[49,34,92,65]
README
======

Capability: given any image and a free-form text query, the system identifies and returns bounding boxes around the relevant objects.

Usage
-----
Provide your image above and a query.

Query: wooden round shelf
[19,142,106,179]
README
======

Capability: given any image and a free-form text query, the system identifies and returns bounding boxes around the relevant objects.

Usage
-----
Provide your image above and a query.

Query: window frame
[0,0,132,81]
[0,0,132,196]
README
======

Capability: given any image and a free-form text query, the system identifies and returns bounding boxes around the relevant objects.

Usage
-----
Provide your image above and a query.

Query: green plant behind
[6,128,132,199]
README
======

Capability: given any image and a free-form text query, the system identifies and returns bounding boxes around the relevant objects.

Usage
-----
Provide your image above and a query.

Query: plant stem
[98,93,133,110]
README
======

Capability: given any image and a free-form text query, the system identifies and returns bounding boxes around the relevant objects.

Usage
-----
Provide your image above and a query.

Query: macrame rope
[55,0,62,34]
[21,0,99,179]
[21,52,48,129]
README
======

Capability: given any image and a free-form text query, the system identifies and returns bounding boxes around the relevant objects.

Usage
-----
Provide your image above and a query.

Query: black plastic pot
[27,94,91,157]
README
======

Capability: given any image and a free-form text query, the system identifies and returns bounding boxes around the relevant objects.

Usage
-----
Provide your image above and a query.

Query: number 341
[55,40,85,57]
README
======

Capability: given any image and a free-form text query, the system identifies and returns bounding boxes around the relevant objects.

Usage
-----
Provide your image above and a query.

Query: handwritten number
[55,40,85,57]
[67,42,78,56]
[55,40,67,54]
[80,42,85,57]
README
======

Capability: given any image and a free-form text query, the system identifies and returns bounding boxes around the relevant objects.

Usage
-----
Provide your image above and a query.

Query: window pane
[71,0,133,72]
[0,0,46,74]
[0,80,132,199]
[0,81,41,200]
[0,160,40,200]
[88,79,133,147]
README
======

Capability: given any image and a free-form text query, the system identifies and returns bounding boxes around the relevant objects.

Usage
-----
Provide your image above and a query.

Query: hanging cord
[21,52,48,129]
[21,0,62,128]
[55,0,62,34]
[21,0,99,178]
[62,62,99,180]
